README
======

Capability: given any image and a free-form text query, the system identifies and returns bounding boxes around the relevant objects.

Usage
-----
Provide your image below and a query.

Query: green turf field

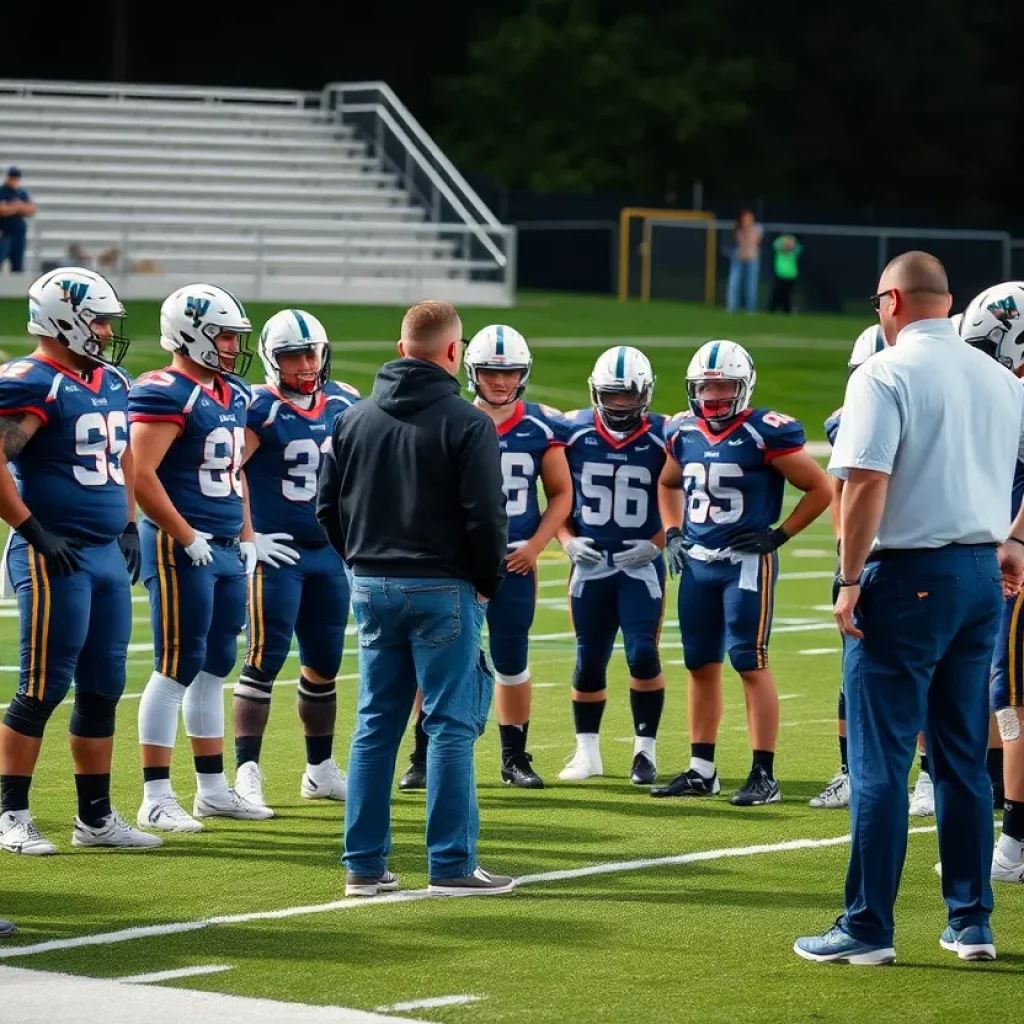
[1,293,1020,1021]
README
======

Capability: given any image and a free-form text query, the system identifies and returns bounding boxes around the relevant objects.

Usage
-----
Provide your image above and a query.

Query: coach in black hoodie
[317,300,512,896]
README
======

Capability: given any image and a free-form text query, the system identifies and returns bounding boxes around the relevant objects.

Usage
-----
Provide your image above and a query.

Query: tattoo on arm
[0,416,31,461]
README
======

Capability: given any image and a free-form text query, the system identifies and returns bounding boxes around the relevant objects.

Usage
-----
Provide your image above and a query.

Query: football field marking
[377,995,485,1012]
[113,964,235,984]
[0,827,938,961]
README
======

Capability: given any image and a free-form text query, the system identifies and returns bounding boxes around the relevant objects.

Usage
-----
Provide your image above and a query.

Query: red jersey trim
[594,414,650,450]
[764,445,804,463]
[167,366,231,408]
[32,354,105,394]
[0,405,48,424]
[495,400,527,436]
[129,413,186,428]
[693,409,753,444]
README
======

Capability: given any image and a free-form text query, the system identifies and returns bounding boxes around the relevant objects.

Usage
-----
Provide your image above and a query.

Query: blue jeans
[726,257,759,312]
[0,229,26,272]
[344,576,492,880]
[842,544,1000,947]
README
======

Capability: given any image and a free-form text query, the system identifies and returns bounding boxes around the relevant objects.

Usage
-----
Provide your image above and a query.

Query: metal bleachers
[0,80,514,305]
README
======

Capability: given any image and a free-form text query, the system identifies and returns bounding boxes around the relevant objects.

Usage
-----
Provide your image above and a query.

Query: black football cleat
[730,765,781,806]
[650,768,721,798]
[501,752,545,789]
[398,760,426,791]
[630,752,657,786]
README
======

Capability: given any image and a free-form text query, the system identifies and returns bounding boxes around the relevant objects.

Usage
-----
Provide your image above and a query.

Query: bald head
[875,250,952,343]
[398,300,463,374]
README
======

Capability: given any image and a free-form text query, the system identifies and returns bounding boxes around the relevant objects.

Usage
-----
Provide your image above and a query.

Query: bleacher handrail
[0,78,317,106]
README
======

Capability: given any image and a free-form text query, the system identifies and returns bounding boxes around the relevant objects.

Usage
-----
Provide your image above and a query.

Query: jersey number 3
[74,411,128,487]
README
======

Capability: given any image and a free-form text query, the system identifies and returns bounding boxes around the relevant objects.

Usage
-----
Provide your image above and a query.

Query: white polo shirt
[829,317,1024,549]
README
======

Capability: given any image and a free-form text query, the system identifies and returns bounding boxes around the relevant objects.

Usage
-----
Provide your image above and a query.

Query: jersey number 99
[580,463,650,529]
[199,426,245,498]
[74,411,128,487]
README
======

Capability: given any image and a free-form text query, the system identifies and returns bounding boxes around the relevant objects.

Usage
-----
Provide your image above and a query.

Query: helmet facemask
[687,374,748,429]
[591,380,652,434]
[202,323,253,376]
[273,343,330,397]
[469,364,530,407]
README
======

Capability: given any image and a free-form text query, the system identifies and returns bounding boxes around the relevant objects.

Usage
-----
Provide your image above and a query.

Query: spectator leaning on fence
[726,209,762,314]
[0,168,36,274]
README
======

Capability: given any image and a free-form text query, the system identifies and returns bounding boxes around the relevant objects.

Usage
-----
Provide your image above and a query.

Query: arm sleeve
[828,369,901,477]
[458,417,508,598]
[315,419,346,557]
[127,376,185,426]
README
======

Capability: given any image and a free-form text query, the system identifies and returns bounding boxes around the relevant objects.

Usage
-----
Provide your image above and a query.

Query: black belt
[290,539,329,551]
[207,536,239,547]
[867,542,997,562]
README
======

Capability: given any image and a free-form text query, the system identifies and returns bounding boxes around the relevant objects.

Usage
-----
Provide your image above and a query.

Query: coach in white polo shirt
[795,251,1024,966]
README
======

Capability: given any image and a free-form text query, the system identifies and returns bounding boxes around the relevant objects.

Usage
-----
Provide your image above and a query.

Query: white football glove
[613,539,661,569]
[563,536,603,565]
[253,531,300,568]
[239,540,258,576]
[184,531,213,566]
[507,540,529,554]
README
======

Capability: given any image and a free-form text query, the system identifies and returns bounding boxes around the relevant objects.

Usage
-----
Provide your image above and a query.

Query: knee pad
[496,668,530,686]
[838,688,846,722]
[996,707,1022,743]
[2,693,56,738]
[625,639,661,682]
[183,671,226,739]
[297,676,337,702]
[572,663,607,693]
[234,663,275,705]
[69,692,119,739]
[138,672,186,748]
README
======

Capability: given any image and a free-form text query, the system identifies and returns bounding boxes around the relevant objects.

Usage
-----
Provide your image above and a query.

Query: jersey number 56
[580,463,650,528]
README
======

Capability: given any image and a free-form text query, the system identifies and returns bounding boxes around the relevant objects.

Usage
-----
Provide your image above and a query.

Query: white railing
[321,82,509,273]
[0,79,318,108]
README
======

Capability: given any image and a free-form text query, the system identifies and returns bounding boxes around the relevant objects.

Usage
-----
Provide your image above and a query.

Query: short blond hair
[401,300,461,347]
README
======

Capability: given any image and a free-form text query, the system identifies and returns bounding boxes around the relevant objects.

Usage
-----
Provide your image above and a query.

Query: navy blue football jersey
[564,410,668,553]
[495,400,568,545]
[668,407,806,549]
[824,407,842,447]
[128,367,251,537]
[0,355,131,543]
[246,381,361,542]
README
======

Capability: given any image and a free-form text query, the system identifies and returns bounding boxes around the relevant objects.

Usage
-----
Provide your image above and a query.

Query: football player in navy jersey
[653,339,830,805]
[0,268,160,855]
[556,346,668,786]
[231,309,360,809]
[958,283,1024,884]
[130,284,273,832]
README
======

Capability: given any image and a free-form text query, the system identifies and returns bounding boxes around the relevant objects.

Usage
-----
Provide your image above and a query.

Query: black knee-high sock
[1004,800,1024,843]
[919,753,930,776]
[0,775,31,813]
[839,734,849,775]
[411,709,428,764]
[297,676,337,766]
[75,774,111,827]
[234,674,272,767]
[499,721,529,761]
[572,699,605,735]
[988,747,1004,805]
[629,688,664,738]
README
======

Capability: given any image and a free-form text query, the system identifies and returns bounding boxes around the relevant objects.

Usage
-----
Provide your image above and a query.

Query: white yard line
[114,964,235,985]
[799,648,841,656]
[377,995,485,1012]
[0,828,938,961]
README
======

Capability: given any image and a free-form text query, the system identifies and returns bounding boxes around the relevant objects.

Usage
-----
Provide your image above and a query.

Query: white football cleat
[991,835,1024,884]
[138,794,204,833]
[909,771,935,817]
[558,744,603,781]
[809,771,850,809]
[235,761,268,808]
[73,810,163,850]
[193,788,274,820]
[301,760,347,801]
[0,809,57,856]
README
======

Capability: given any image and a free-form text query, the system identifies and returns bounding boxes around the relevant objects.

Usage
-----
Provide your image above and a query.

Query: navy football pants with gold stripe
[140,521,247,687]
[677,552,778,672]
[8,536,131,710]
[991,590,1024,711]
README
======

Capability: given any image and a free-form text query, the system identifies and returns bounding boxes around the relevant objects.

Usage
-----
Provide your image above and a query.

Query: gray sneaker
[0,918,16,939]
[345,869,400,898]
[428,867,516,896]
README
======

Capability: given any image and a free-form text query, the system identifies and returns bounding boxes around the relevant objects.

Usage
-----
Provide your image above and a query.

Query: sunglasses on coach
[869,289,895,312]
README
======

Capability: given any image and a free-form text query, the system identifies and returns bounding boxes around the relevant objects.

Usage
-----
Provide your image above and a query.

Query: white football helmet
[589,345,655,433]
[27,266,128,366]
[686,340,755,426]
[848,325,886,372]
[959,282,1024,372]
[159,283,252,375]
[465,324,532,406]
[258,309,331,397]
[949,312,963,334]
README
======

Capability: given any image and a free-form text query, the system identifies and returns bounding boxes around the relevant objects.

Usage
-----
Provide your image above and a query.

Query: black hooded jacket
[316,358,508,597]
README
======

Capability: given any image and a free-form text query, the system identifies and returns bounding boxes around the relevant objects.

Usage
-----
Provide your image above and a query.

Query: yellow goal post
[617,207,717,304]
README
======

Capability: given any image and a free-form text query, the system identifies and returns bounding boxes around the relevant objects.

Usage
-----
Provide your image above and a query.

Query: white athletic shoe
[909,771,935,817]
[991,835,1024,884]
[138,794,204,833]
[72,810,163,850]
[558,744,603,781]
[809,771,850,809]
[235,762,268,808]
[301,760,347,801]
[193,787,274,821]
[0,809,57,856]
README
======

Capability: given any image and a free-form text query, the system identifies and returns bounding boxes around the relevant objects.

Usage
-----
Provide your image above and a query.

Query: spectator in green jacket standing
[770,234,802,313]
